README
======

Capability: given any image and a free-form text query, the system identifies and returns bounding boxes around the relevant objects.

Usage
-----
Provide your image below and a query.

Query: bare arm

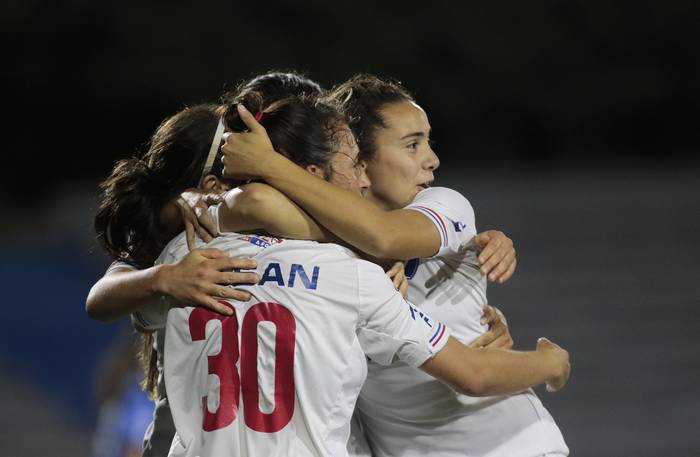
[221,118,440,260]
[218,183,333,241]
[420,336,570,396]
[221,107,515,272]
[85,249,259,322]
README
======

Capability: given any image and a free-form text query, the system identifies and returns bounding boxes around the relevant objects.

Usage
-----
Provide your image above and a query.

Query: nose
[357,161,371,191]
[426,146,440,171]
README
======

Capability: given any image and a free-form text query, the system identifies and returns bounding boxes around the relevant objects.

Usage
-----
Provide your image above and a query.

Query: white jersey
[135,227,450,457]
[357,187,568,457]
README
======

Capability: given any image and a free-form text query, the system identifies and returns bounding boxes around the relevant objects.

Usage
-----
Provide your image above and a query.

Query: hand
[155,248,260,316]
[469,304,513,349]
[221,104,279,180]
[385,261,409,299]
[474,230,516,284]
[175,189,224,250]
[536,337,571,392]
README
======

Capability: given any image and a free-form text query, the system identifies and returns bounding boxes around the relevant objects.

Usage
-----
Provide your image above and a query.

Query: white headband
[200,118,225,182]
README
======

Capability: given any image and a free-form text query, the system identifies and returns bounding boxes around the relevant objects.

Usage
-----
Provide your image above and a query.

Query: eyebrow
[400,132,425,141]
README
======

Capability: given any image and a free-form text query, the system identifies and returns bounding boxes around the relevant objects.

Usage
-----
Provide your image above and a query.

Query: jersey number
[188,302,296,433]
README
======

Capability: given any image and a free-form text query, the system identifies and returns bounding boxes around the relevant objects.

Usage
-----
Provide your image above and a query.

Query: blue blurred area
[0,238,122,426]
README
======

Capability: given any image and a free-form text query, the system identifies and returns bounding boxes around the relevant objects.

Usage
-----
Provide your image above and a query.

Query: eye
[407,141,419,150]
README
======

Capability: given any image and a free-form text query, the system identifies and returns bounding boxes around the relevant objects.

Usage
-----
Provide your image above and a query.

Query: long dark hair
[94,104,225,270]
[328,74,414,163]
[94,104,225,398]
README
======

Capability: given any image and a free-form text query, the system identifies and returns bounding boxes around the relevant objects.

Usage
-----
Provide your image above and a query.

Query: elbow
[236,183,276,220]
[454,365,491,397]
[85,288,110,322]
[365,235,396,260]
[85,296,101,320]
[455,376,488,397]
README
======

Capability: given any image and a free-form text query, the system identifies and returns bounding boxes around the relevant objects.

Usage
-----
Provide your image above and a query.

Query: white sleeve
[208,202,222,235]
[105,260,137,275]
[405,186,477,258]
[356,261,450,367]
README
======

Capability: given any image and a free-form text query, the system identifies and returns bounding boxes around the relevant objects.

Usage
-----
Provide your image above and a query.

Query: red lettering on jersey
[187,301,297,433]
[241,302,296,433]
[188,303,240,431]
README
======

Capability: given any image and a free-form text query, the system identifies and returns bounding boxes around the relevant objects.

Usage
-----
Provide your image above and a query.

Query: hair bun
[223,91,264,133]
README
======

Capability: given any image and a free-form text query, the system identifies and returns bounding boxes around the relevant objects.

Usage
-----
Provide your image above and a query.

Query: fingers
[480,304,496,325]
[496,257,517,284]
[468,331,492,348]
[185,220,196,251]
[197,296,234,316]
[205,256,256,272]
[392,268,405,290]
[194,206,219,240]
[201,193,224,205]
[385,262,401,278]
[487,250,515,283]
[469,327,512,349]
[237,104,265,133]
[398,277,409,299]
[477,231,515,280]
[214,270,260,286]
[474,231,491,249]
[195,248,231,259]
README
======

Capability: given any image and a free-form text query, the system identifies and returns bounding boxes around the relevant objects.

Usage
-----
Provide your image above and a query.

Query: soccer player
[87,72,328,457]
[131,92,569,457]
[219,74,569,456]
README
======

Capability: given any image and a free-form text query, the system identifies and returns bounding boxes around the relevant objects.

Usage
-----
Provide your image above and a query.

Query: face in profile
[325,124,371,195]
[364,101,440,210]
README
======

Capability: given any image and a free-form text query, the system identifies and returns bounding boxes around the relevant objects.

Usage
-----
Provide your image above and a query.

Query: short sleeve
[129,240,185,331]
[356,261,450,367]
[105,260,137,275]
[131,294,173,331]
[405,187,477,258]
[208,203,222,235]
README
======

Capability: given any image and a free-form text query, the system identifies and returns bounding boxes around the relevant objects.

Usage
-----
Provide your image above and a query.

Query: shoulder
[407,186,474,224]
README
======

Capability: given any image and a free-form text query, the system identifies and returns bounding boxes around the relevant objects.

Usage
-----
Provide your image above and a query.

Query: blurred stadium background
[2,1,699,456]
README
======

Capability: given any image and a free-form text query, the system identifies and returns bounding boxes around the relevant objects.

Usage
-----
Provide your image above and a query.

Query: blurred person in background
[92,327,154,457]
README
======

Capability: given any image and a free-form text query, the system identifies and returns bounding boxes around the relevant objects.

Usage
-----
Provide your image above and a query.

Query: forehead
[379,101,430,135]
[335,124,360,157]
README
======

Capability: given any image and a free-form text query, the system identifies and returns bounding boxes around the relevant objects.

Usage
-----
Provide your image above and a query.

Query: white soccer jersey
[135,228,450,457]
[357,187,568,457]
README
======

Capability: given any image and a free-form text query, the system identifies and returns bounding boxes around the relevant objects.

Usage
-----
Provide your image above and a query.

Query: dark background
[1,1,699,456]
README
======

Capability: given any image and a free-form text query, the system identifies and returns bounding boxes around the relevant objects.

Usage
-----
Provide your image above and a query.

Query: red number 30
[188,302,296,433]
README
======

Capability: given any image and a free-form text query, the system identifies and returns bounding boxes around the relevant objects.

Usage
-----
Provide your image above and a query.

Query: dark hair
[93,104,226,400]
[233,71,323,104]
[328,74,414,163]
[222,91,347,180]
[94,104,224,269]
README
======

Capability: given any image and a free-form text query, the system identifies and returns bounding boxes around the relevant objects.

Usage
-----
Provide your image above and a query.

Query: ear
[200,174,231,193]
[305,164,325,179]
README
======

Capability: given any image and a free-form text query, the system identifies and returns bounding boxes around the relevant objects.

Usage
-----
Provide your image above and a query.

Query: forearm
[85,267,168,322]
[262,156,437,259]
[422,337,557,396]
